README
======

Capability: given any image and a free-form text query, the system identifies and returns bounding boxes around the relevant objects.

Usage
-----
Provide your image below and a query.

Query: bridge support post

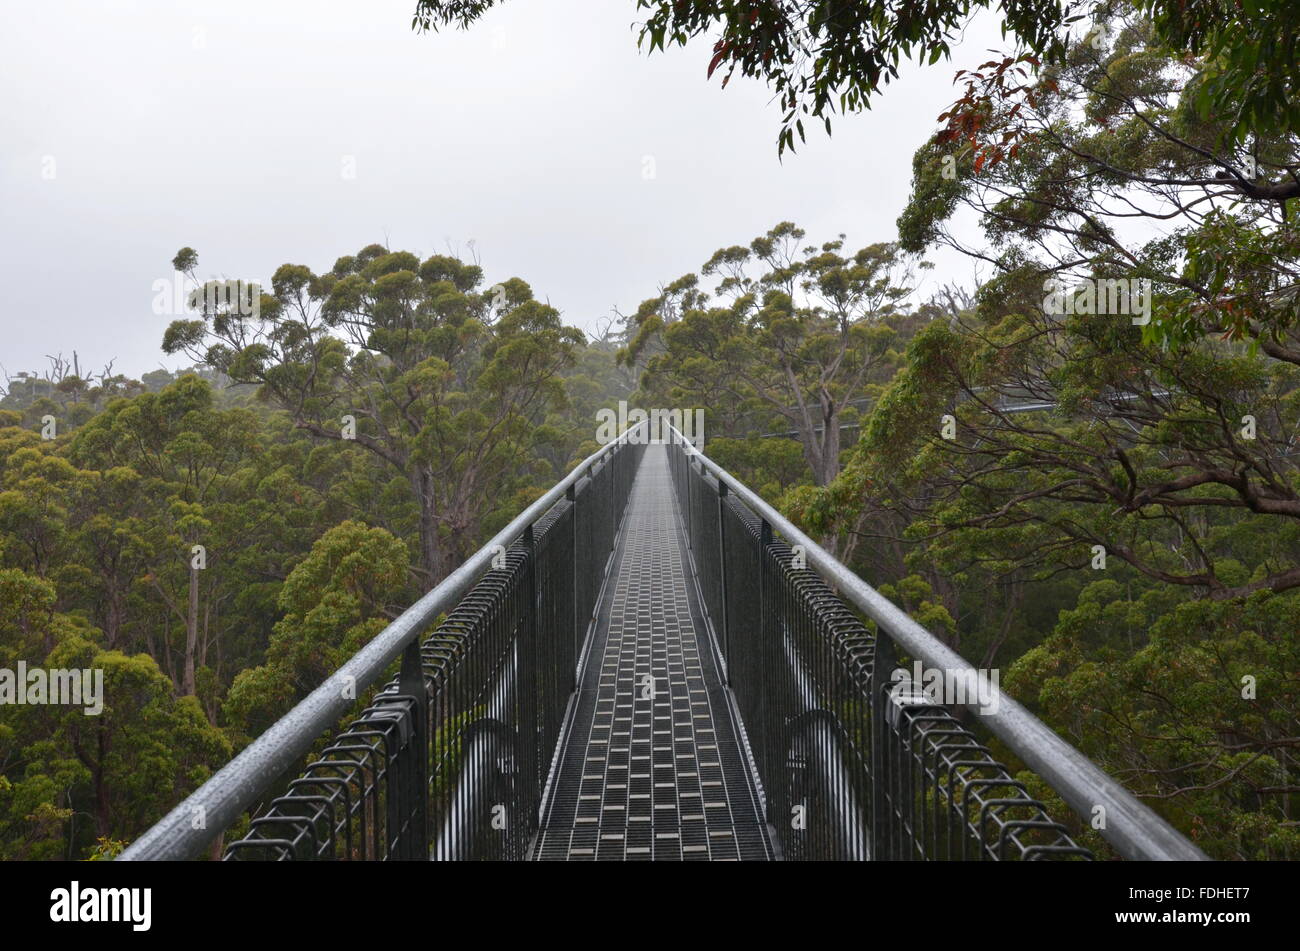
[685,456,695,549]
[566,483,578,690]
[870,632,896,861]
[757,516,773,825]
[397,638,428,859]
[716,481,730,681]
[523,522,539,858]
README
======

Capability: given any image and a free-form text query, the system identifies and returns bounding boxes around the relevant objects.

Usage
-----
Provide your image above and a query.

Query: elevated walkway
[534,446,771,860]
[120,423,1207,862]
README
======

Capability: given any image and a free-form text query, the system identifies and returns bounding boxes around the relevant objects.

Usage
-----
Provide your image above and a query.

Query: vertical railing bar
[871,632,895,861]
[396,640,428,859]
[523,522,538,847]
[566,482,578,689]
[716,480,730,682]
[754,517,769,826]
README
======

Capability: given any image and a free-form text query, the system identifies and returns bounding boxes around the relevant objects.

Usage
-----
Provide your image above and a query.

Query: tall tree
[68,376,267,697]
[0,568,229,857]
[224,520,408,740]
[161,244,583,585]
[625,222,916,486]
[819,8,1300,854]
[874,6,1300,599]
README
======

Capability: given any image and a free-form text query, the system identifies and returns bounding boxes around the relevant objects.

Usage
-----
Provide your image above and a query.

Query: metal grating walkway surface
[533,445,773,861]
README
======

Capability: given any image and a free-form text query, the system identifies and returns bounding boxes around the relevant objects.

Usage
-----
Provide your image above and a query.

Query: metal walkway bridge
[121,425,1207,862]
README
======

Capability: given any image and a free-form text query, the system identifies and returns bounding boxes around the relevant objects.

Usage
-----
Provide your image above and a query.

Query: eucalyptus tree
[162,244,583,585]
[624,222,916,486]
[831,8,1300,854]
[223,520,409,741]
[68,376,268,698]
[0,567,229,857]
[876,5,1300,596]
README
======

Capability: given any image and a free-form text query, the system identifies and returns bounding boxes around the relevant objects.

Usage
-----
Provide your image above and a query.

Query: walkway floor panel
[533,445,772,861]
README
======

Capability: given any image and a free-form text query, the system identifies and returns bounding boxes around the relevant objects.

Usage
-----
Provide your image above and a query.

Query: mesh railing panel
[224,439,646,860]
[667,438,1091,861]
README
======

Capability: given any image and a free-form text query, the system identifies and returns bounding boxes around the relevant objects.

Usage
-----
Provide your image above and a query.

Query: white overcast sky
[0,0,1000,379]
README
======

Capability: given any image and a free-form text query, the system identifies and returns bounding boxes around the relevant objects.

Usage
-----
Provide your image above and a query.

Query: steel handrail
[666,424,1207,861]
[120,422,648,861]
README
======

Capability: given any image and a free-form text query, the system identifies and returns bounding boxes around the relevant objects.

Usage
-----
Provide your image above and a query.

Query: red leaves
[935,52,1043,175]
[708,39,730,80]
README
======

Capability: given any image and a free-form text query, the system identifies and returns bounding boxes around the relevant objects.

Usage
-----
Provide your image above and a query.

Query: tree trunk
[819,405,841,485]
[183,564,198,696]
[799,401,842,488]
[95,724,111,837]
[412,467,443,588]
[105,584,123,649]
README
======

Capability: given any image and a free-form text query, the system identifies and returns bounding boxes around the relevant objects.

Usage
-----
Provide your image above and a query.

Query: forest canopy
[2,1,1297,861]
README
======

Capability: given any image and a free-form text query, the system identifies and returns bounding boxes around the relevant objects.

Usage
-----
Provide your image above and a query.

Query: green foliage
[1009,588,1300,859]
[1,315,625,858]
[705,436,810,501]
[162,244,584,584]
[10,0,1299,858]
[626,222,919,489]
[225,521,408,739]
[789,8,1300,856]
[0,567,230,859]
[85,835,128,860]
[1137,0,1300,143]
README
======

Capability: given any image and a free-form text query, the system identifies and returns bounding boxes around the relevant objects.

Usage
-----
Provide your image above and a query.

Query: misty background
[0,0,995,379]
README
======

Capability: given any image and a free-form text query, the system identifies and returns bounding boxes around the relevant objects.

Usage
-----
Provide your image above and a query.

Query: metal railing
[665,425,1207,861]
[119,425,647,861]
[121,416,1207,861]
